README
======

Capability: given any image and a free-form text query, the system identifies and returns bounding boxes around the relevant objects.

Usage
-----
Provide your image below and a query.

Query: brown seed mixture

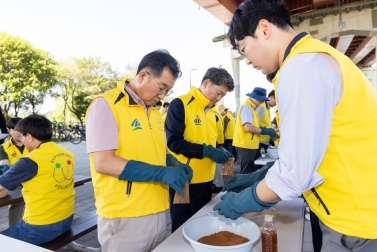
[197,231,249,246]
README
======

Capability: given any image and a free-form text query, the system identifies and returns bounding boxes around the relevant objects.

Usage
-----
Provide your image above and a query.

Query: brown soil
[197,231,249,246]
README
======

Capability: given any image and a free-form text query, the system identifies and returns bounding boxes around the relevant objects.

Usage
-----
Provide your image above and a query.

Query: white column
[231,57,241,110]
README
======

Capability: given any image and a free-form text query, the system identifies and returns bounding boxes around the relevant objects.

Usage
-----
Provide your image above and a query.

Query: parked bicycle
[69,124,86,144]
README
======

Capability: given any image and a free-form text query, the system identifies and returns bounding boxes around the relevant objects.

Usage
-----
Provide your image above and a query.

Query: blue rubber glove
[119,160,188,195]
[222,161,275,193]
[213,182,277,220]
[166,154,193,184]
[203,144,233,163]
[260,127,277,138]
[217,145,234,159]
[0,164,10,175]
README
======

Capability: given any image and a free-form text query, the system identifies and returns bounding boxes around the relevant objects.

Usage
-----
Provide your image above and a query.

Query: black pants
[169,182,212,232]
[310,210,323,252]
[224,139,237,163]
[236,147,259,174]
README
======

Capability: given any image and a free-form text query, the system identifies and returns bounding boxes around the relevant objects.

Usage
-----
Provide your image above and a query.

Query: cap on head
[246,87,269,101]
[217,104,229,113]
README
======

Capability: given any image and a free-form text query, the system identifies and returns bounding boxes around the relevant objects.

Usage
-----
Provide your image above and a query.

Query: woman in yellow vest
[0,114,76,245]
[215,1,377,251]
[0,117,29,227]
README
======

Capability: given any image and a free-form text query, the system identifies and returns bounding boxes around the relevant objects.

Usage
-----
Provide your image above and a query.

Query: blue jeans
[0,215,73,245]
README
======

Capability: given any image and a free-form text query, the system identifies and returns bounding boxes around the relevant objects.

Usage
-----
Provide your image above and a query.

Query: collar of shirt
[124,83,150,114]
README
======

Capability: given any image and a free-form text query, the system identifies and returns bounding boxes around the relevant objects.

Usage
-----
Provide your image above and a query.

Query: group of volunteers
[0,0,376,251]
[86,0,377,251]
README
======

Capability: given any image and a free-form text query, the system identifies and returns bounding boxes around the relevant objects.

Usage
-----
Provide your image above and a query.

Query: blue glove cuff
[251,182,277,208]
[260,127,267,135]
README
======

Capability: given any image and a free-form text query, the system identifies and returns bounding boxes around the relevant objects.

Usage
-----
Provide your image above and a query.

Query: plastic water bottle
[261,215,278,252]
[260,148,266,160]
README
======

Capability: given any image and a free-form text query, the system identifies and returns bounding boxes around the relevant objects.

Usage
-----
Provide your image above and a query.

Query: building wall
[361,67,377,90]
[292,6,377,42]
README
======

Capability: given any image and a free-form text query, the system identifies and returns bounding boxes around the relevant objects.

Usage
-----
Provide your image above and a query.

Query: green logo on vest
[194,115,201,126]
[131,119,142,130]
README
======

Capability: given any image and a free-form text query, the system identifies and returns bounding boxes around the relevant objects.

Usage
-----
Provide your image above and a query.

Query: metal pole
[190,68,197,89]
[190,68,192,88]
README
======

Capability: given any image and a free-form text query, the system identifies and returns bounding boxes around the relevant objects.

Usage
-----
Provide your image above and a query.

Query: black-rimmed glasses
[146,71,174,96]
[237,38,247,57]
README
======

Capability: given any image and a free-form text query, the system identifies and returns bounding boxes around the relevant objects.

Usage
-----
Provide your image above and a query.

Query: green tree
[56,57,121,124]
[0,32,57,116]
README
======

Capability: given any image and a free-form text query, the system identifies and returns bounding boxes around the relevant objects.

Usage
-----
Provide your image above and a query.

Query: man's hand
[213,182,276,220]
[222,161,275,192]
[260,127,277,138]
[166,154,193,184]
[203,144,233,163]
[119,160,190,195]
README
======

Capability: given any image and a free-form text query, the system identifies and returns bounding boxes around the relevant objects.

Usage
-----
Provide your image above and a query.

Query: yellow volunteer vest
[273,34,377,238]
[274,108,280,146]
[87,81,168,218]
[214,109,225,145]
[162,113,167,130]
[1,137,29,165]
[233,99,260,149]
[169,87,217,184]
[258,102,271,143]
[22,142,75,225]
[223,111,235,140]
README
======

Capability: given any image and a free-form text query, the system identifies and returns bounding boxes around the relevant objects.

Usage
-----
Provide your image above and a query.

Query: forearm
[166,98,204,159]
[243,123,262,134]
[0,133,8,140]
[256,179,281,203]
[92,150,128,177]
[0,159,9,165]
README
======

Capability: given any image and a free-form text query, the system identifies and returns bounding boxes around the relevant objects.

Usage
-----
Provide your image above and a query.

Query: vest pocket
[311,188,330,215]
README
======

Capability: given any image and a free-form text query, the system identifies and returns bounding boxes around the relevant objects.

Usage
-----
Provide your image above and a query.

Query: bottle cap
[264,215,273,222]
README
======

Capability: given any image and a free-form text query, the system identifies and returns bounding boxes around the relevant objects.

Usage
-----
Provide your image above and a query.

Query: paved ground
[0,141,314,252]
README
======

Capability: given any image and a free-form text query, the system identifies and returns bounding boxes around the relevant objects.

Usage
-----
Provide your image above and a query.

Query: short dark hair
[201,67,235,92]
[228,0,293,49]
[163,102,170,108]
[155,101,162,107]
[136,49,182,79]
[268,90,275,98]
[6,117,22,129]
[15,114,53,141]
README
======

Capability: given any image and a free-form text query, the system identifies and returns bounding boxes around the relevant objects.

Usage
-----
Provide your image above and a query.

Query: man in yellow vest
[217,104,236,158]
[85,49,192,252]
[0,117,29,227]
[0,114,75,245]
[233,87,277,174]
[165,67,234,232]
[214,1,377,251]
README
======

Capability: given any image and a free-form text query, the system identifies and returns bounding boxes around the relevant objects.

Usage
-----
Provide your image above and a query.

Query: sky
[0,0,273,113]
